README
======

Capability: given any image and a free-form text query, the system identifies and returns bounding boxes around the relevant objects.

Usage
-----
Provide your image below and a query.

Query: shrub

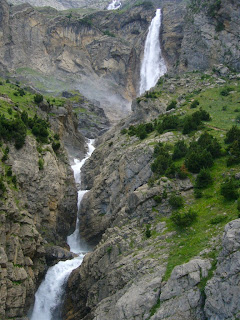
[12,175,17,187]
[172,140,188,160]
[195,168,213,188]
[0,115,27,149]
[52,141,60,152]
[176,164,188,180]
[190,99,199,109]
[220,178,239,200]
[153,195,162,204]
[225,126,240,144]
[215,21,225,32]
[38,158,44,170]
[1,154,8,162]
[162,115,180,131]
[169,194,184,209]
[0,178,6,193]
[194,188,203,199]
[145,224,151,238]
[185,147,213,173]
[21,111,28,124]
[210,215,227,225]
[121,128,127,135]
[237,198,240,212]
[171,209,197,227]
[6,167,12,177]
[166,100,177,111]
[151,153,172,176]
[197,133,221,158]
[34,94,43,104]
[220,87,232,97]
[30,116,49,143]
[8,108,13,115]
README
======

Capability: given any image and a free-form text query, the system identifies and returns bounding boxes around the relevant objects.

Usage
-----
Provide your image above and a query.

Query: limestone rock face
[6,0,127,11]
[0,133,77,318]
[0,97,83,318]
[0,0,154,122]
[178,0,240,72]
[204,219,240,320]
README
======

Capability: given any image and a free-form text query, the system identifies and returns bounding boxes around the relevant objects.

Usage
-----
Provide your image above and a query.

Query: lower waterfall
[30,139,95,320]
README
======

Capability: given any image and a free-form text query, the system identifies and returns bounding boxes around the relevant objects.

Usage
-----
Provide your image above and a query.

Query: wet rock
[45,246,76,266]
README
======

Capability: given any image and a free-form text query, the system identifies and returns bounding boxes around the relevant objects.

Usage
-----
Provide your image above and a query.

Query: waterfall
[107,0,121,10]
[30,140,95,320]
[139,9,167,95]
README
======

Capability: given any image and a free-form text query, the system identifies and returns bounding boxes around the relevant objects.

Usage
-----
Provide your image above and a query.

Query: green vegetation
[121,72,240,281]
[166,100,177,111]
[38,158,44,170]
[169,194,184,209]
[171,209,198,228]
[145,224,151,238]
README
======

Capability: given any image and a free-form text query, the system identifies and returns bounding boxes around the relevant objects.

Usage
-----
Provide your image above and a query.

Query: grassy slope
[127,71,240,279]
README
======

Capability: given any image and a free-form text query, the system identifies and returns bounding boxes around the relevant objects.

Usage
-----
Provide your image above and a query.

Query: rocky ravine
[0,88,89,318]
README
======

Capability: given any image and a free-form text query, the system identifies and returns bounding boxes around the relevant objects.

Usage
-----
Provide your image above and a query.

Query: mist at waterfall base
[139,9,167,95]
[30,140,95,320]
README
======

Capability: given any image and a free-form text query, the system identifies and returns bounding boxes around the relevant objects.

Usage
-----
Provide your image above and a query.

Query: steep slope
[64,69,240,319]
[0,0,156,121]
[0,78,87,318]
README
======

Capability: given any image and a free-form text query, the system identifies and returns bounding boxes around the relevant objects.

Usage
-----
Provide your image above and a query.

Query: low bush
[145,224,151,238]
[172,140,188,160]
[38,158,44,170]
[220,87,232,97]
[52,141,60,152]
[171,208,197,227]
[190,99,199,109]
[166,100,177,111]
[195,168,213,189]
[153,195,162,204]
[225,125,240,144]
[169,194,184,209]
[220,178,239,200]
[210,215,227,224]
[194,188,203,199]
[185,147,213,173]
[34,94,43,104]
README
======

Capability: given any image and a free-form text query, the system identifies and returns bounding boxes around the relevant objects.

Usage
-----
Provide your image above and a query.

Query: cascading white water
[107,0,121,10]
[139,9,167,95]
[30,139,95,320]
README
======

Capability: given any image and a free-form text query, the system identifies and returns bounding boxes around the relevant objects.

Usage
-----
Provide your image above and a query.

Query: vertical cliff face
[161,0,240,73]
[0,0,156,122]
[0,80,88,318]
[0,136,76,318]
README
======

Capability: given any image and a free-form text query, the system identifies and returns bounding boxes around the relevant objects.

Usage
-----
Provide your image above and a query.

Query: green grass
[130,73,240,280]
[161,155,239,280]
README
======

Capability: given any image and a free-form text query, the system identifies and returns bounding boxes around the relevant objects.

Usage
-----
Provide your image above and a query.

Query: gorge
[0,0,240,319]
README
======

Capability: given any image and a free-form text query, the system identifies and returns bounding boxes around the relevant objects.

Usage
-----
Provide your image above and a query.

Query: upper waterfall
[107,0,121,10]
[139,9,167,95]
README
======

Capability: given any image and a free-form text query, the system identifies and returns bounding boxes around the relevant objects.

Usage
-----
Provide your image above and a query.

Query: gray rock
[205,219,240,320]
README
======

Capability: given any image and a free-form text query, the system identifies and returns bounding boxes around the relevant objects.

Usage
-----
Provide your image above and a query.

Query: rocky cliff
[0,0,156,122]
[0,79,87,318]
[1,0,239,123]
[64,68,240,319]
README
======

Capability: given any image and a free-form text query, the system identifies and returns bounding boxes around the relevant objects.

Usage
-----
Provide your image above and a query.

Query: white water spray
[139,9,167,95]
[30,140,95,320]
[107,0,121,10]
